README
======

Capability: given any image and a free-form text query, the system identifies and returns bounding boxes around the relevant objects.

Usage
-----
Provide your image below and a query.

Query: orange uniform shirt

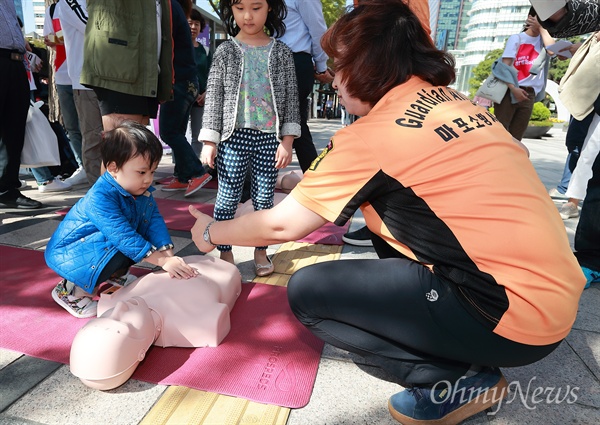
[292,77,585,346]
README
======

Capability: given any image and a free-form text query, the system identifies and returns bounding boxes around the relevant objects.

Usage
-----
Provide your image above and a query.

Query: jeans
[56,84,83,167]
[31,166,53,184]
[159,79,205,182]
[557,152,575,194]
[291,52,318,172]
[190,105,204,158]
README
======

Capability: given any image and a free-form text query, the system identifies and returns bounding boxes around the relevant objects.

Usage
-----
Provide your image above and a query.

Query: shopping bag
[21,101,60,168]
[475,73,508,104]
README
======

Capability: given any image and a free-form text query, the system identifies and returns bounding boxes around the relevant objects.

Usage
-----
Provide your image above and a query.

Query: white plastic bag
[21,101,60,168]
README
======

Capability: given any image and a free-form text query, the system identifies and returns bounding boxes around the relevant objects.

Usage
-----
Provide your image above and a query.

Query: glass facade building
[431,0,472,51]
[455,0,532,93]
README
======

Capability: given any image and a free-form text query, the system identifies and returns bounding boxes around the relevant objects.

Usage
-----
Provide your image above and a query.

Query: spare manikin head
[70,297,159,390]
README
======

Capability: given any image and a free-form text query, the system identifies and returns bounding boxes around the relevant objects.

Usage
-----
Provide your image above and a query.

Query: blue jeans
[557,152,574,194]
[56,84,83,167]
[190,105,204,157]
[159,79,205,182]
[31,166,54,184]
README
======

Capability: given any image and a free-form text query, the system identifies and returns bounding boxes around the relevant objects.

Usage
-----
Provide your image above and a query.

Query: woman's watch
[315,69,327,75]
[203,220,216,246]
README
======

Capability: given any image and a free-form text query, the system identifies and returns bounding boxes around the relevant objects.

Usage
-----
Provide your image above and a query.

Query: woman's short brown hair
[322,0,456,107]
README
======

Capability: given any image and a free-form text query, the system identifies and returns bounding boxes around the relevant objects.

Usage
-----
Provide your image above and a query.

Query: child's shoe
[582,266,600,289]
[51,279,97,318]
[388,367,508,425]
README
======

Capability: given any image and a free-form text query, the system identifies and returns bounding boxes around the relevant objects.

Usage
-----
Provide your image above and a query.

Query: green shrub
[530,102,551,122]
[527,120,553,127]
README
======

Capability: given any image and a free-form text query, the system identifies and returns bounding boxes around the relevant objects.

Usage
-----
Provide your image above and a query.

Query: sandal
[254,256,274,277]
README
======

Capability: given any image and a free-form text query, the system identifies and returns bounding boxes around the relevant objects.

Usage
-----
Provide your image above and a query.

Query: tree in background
[322,0,347,27]
[468,48,503,99]
[207,0,346,27]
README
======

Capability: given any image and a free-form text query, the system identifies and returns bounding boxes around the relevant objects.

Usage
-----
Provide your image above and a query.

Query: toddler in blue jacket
[45,121,198,318]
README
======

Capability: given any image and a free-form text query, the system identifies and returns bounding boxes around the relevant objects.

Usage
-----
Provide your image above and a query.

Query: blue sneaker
[581,266,600,289]
[388,367,508,425]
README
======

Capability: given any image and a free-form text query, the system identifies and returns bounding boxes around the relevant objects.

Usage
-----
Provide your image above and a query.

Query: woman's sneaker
[388,367,508,425]
[342,225,373,247]
[51,279,97,318]
[559,202,579,220]
[63,166,88,186]
[38,178,72,193]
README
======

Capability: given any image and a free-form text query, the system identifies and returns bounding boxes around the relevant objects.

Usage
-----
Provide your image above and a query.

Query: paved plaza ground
[0,119,598,425]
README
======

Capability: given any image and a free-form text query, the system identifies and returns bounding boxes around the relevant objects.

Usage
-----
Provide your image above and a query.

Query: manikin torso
[70,255,242,390]
[98,255,241,348]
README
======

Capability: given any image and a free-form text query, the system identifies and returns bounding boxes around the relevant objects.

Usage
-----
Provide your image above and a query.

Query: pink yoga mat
[55,198,213,232]
[154,198,214,231]
[56,198,348,244]
[0,245,323,408]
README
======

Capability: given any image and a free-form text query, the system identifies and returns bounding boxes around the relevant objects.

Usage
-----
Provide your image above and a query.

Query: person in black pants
[535,0,600,287]
[0,3,42,209]
[277,0,334,172]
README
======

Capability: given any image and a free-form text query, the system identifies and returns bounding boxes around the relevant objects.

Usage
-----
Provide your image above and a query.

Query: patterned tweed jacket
[199,38,301,144]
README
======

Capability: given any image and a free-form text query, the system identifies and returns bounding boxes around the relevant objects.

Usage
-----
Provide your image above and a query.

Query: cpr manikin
[70,255,241,390]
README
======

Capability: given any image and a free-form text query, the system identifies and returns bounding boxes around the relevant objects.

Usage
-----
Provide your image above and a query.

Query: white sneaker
[38,178,72,193]
[63,167,88,186]
[548,187,568,199]
[559,202,579,220]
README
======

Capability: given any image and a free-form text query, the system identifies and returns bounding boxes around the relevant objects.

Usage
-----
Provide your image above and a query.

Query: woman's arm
[189,195,328,253]
[499,58,529,102]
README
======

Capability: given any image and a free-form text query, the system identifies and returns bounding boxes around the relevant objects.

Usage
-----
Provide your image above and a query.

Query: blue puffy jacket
[45,172,172,292]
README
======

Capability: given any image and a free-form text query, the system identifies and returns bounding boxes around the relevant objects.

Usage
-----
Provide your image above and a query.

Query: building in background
[455,0,532,93]
[428,0,440,38]
[430,0,472,51]
[427,0,532,94]
[16,0,45,36]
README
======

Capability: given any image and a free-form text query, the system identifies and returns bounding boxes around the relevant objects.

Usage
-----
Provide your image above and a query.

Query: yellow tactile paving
[142,241,343,424]
[269,243,343,276]
[140,387,290,425]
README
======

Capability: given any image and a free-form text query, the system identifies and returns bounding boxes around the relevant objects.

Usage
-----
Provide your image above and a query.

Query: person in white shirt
[55,0,103,184]
[43,0,87,187]
[277,0,334,172]
[493,8,552,141]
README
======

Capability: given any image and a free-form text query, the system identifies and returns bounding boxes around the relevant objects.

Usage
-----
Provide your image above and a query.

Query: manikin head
[70,297,160,390]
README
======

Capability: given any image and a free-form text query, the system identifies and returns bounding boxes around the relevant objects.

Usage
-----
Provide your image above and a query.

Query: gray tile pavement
[1,119,598,425]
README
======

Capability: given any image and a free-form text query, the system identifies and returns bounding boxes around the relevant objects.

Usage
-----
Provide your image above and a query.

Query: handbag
[559,32,600,120]
[20,101,61,168]
[475,73,508,104]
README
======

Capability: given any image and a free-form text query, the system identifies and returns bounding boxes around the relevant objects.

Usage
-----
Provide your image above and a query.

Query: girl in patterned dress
[199,0,300,276]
